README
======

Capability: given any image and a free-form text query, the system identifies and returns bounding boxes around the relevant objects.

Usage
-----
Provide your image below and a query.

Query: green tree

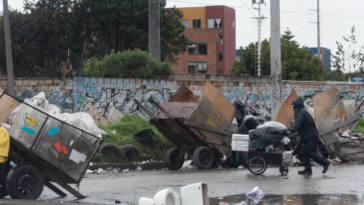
[75,0,191,64]
[80,49,172,79]
[231,29,324,81]
[332,25,364,79]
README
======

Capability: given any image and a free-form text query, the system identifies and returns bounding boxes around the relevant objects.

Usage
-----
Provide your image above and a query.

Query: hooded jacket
[288,97,318,142]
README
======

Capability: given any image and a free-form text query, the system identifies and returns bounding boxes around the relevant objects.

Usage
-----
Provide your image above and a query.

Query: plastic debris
[85,169,93,174]
[327,197,340,201]
[238,165,243,169]
[181,160,196,170]
[122,169,129,173]
[136,166,142,171]
[97,168,103,174]
[247,187,265,203]
[107,167,112,171]
[112,130,116,134]
[1,123,10,131]
[89,162,93,167]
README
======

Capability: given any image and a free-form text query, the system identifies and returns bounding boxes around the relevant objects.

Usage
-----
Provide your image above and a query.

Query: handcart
[0,93,102,199]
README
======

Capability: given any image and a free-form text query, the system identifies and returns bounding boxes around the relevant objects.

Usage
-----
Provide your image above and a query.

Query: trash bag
[249,126,287,150]
[233,101,246,127]
[134,128,160,144]
[239,115,259,134]
[18,88,37,101]
[335,133,364,162]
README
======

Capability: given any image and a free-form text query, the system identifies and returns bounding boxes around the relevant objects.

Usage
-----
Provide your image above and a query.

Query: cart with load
[0,93,102,199]
[134,82,239,170]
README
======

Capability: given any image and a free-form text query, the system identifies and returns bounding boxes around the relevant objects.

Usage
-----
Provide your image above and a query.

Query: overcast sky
[2,0,364,70]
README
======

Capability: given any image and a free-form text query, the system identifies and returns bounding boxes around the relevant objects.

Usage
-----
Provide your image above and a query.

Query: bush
[96,114,175,162]
[80,49,172,79]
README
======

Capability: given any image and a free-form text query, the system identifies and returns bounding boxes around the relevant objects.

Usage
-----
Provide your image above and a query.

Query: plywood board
[313,88,340,121]
[0,94,19,125]
[202,81,235,123]
[316,94,346,154]
[276,89,298,128]
[167,85,199,103]
[87,105,109,125]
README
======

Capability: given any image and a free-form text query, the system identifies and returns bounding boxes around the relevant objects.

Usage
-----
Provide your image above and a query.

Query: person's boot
[298,168,312,175]
[322,161,331,174]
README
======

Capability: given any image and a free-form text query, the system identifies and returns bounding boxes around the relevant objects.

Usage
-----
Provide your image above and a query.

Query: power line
[292,23,309,35]
[168,0,364,19]
[282,0,305,3]
[281,11,309,20]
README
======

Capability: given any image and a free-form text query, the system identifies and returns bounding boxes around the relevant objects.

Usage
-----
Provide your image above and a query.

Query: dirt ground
[1,164,364,205]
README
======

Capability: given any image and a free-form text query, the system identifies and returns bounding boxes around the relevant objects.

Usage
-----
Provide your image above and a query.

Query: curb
[89,162,168,171]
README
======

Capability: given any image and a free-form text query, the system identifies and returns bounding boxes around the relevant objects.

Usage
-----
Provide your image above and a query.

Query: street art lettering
[206,106,225,128]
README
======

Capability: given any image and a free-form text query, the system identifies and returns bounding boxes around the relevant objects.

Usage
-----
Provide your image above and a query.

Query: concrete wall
[73,76,364,119]
[0,78,74,113]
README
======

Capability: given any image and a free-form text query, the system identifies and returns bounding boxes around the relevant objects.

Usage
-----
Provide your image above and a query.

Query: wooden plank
[202,81,236,123]
[87,104,109,125]
[313,88,340,121]
[133,99,155,119]
[276,89,298,128]
[44,180,67,198]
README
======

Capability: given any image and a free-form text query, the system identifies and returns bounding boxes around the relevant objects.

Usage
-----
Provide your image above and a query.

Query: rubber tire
[247,157,267,175]
[99,143,121,157]
[5,165,44,199]
[279,166,289,175]
[193,146,214,169]
[165,148,184,170]
[122,145,141,159]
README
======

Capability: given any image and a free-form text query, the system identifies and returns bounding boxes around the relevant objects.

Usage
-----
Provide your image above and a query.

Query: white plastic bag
[281,136,291,145]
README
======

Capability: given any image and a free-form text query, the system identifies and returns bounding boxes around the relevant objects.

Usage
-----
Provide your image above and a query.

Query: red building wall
[205,6,236,75]
[171,29,219,75]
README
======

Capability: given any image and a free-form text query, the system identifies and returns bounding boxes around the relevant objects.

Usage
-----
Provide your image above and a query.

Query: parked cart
[0,93,102,199]
[134,82,238,170]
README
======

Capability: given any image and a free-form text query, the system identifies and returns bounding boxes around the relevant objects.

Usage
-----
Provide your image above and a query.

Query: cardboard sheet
[276,89,298,128]
[87,105,109,125]
[313,88,339,121]
[167,85,199,103]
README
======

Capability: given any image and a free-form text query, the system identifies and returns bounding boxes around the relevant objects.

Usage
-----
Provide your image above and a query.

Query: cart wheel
[5,165,44,199]
[165,148,184,170]
[248,157,267,175]
[193,146,214,169]
[123,145,141,159]
[279,166,289,175]
[99,143,121,157]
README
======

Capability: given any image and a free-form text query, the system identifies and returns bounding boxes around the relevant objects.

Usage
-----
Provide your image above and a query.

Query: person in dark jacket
[286,97,330,175]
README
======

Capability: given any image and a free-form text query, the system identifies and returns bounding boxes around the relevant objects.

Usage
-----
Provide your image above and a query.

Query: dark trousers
[301,135,328,170]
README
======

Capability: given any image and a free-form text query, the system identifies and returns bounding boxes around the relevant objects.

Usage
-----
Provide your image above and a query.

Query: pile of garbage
[6,92,101,138]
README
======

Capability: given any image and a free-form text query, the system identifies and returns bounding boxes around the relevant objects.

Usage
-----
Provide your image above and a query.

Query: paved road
[1,164,364,205]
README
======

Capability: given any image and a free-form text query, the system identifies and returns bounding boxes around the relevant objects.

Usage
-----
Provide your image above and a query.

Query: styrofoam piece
[138,197,154,205]
[153,188,181,205]
[231,134,249,152]
[181,183,209,205]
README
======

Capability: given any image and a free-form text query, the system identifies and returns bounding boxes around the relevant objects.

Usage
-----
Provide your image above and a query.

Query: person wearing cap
[286,97,330,175]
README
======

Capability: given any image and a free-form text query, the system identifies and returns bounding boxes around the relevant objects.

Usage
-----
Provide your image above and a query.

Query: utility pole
[149,0,161,62]
[3,0,15,96]
[270,0,282,121]
[309,0,321,61]
[251,0,267,77]
[317,0,321,61]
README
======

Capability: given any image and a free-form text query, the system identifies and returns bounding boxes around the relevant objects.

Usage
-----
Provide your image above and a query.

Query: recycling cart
[232,134,289,175]
[0,93,102,199]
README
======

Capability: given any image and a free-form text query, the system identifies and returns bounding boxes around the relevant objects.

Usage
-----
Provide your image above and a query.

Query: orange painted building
[171,6,236,75]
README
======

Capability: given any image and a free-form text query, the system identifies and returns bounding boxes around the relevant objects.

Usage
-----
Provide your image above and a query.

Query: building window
[198,43,207,55]
[233,21,235,28]
[219,52,223,62]
[219,35,223,45]
[198,62,208,73]
[208,18,222,32]
[183,20,189,28]
[188,62,197,73]
[188,43,197,55]
[193,19,201,28]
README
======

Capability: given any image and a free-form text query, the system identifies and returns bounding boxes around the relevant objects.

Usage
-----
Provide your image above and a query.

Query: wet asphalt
[0,164,363,205]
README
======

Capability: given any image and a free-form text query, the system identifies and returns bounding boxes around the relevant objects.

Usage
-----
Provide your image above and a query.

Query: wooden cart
[0,93,102,199]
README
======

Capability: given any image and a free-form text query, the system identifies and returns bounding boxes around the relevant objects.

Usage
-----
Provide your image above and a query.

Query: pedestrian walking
[286,97,330,175]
